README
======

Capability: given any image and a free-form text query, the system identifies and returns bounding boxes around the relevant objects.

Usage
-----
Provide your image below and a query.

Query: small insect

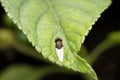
[55,37,63,49]
[55,37,64,62]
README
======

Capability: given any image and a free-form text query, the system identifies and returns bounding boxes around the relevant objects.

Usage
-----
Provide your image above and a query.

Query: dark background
[0,0,120,80]
[85,0,120,80]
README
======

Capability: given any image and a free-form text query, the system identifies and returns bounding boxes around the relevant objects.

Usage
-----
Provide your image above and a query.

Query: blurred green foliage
[1,11,120,80]
[1,0,120,80]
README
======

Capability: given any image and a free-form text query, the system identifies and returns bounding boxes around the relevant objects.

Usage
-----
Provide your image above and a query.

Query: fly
[55,37,64,62]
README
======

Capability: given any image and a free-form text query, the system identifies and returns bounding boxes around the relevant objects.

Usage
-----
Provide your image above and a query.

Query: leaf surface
[1,0,111,79]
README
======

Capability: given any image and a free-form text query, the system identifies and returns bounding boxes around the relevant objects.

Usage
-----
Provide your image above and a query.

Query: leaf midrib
[45,0,72,53]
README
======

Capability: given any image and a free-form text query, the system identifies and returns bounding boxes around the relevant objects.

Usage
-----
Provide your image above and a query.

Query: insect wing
[56,47,64,62]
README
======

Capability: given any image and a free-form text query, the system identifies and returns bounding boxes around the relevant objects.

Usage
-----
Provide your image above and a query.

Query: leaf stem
[88,39,118,64]
[12,41,45,61]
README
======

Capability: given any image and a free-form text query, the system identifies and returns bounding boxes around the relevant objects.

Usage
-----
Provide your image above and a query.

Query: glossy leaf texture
[1,0,111,79]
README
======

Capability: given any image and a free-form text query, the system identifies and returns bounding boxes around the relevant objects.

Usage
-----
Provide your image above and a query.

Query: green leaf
[88,31,120,64]
[1,0,111,79]
[0,64,73,80]
[107,31,120,44]
[0,29,15,49]
[0,64,40,80]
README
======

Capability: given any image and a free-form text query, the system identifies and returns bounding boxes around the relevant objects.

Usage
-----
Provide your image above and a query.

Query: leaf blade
[1,0,111,80]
